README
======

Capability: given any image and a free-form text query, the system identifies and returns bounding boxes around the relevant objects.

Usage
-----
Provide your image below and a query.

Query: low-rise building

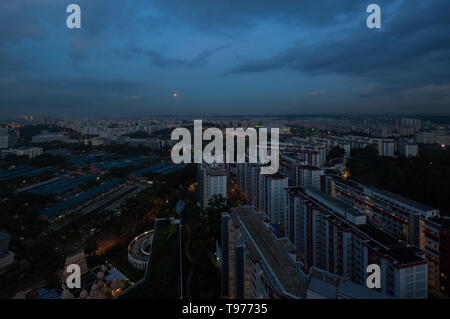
[1,146,43,159]
[31,130,69,143]
[197,162,227,210]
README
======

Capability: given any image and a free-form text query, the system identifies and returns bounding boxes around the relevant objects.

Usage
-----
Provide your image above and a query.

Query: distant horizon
[3,112,450,124]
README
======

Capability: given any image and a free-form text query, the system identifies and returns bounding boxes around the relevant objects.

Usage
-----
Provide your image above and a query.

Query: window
[415,273,426,281]
[415,264,426,272]
[415,279,425,288]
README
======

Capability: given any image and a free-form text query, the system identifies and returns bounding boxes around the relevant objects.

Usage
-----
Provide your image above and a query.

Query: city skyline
[1,114,450,300]
[1,1,450,117]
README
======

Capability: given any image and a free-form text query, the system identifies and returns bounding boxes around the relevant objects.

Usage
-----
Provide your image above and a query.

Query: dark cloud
[113,44,227,68]
[0,0,50,44]
[150,0,372,30]
[229,1,450,96]
[1,0,450,116]
[19,76,141,92]
[0,51,32,73]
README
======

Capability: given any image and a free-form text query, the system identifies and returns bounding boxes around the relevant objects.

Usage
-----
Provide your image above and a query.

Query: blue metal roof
[67,153,120,166]
[0,166,32,179]
[31,174,97,195]
[41,178,122,217]
[130,162,169,176]
[93,156,152,171]
[36,288,60,299]
[153,163,184,174]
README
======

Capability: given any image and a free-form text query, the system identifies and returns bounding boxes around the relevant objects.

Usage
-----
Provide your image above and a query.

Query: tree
[328,146,346,161]
[123,131,150,139]
[350,143,378,157]
[84,237,99,255]
[205,194,227,241]
[349,144,450,216]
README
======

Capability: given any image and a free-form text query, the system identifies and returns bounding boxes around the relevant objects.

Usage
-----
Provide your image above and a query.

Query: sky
[0,0,449,117]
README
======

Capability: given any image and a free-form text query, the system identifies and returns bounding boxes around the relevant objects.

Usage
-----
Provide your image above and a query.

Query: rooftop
[266,171,287,180]
[230,206,308,298]
[306,187,365,219]
[333,175,438,213]
[287,187,426,267]
[356,224,401,248]
[371,187,437,212]
[205,164,226,176]
[308,267,390,299]
[356,225,425,265]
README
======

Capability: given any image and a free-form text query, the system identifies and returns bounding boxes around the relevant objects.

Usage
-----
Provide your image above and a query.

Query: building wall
[285,187,427,298]
[265,176,288,226]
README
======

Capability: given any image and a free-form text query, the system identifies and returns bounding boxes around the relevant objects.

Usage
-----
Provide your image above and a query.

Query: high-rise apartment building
[420,217,450,297]
[220,207,389,299]
[197,162,227,210]
[323,175,441,297]
[298,166,324,190]
[285,187,428,298]
[324,175,439,246]
[263,172,288,226]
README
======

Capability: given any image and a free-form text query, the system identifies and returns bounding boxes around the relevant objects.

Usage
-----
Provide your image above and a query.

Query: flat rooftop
[333,176,437,212]
[230,206,308,298]
[389,246,426,265]
[333,176,364,192]
[306,187,365,219]
[371,187,437,212]
[205,165,226,176]
[286,187,425,267]
[308,267,389,299]
[355,224,425,265]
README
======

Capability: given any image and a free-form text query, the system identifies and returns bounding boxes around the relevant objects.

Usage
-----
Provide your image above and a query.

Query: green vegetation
[121,219,180,298]
[0,192,53,236]
[181,194,222,298]
[0,236,66,295]
[26,238,65,280]
[0,154,68,170]
[122,131,151,138]
[119,165,226,299]
[349,144,450,215]
[327,146,346,161]
[18,125,57,142]
[88,239,145,283]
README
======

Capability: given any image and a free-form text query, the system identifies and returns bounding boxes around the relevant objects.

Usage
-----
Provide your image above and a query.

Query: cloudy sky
[0,0,449,117]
